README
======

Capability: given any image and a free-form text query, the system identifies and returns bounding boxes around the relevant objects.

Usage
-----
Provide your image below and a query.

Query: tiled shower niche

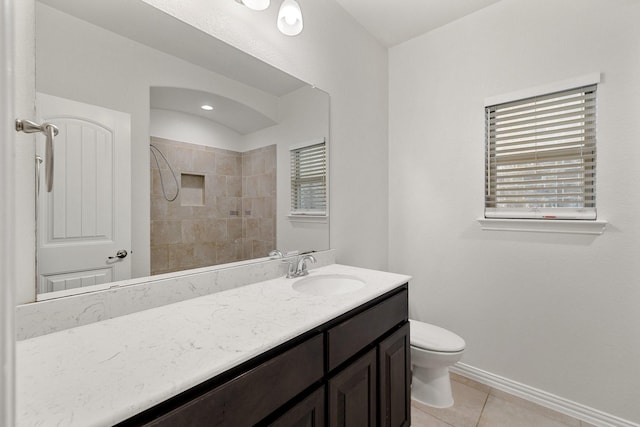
[180,173,205,206]
[150,137,276,275]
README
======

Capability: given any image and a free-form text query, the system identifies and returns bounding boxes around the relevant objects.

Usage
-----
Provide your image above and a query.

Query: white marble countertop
[16,264,411,426]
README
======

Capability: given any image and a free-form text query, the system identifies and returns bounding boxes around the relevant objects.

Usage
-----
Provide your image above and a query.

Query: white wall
[389,0,640,423]
[244,85,330,254]
[1,0,17,423]
[13,0,36,308]
[150,109,244,151]
[142,0,390,271]
[4,0,35,420]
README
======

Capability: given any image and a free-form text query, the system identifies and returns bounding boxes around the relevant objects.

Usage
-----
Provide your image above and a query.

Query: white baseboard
[450,363,639,427]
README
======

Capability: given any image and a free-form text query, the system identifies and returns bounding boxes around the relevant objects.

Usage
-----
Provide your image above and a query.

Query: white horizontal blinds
[485,84,597,219]
[290,141,327,215]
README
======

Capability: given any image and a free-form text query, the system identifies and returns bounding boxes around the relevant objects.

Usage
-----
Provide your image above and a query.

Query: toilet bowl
[410,319,465,408]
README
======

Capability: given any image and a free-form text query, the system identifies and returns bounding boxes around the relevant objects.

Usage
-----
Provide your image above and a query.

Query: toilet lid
[410,320,465,352]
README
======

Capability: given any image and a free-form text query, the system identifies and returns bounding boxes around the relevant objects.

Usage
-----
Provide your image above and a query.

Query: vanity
[16,264,411,426]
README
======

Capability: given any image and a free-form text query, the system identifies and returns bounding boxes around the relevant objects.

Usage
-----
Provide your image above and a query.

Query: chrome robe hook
[16,119,58,192]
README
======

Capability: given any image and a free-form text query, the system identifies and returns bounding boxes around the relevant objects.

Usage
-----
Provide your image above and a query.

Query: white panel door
[36,93,131,296]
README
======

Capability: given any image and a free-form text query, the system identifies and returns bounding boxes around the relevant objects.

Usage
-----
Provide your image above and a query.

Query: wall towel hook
[16,119,58,192]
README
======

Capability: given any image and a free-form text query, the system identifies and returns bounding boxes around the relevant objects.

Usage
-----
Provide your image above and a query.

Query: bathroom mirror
[34,0,330,299]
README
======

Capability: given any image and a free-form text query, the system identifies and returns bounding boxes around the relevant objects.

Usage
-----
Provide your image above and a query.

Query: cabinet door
[328,349,377,427]
[378,323,411,427]
[268,387,324,427]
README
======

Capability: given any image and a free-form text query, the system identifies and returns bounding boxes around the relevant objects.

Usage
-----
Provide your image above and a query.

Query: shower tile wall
[241,145,277,260]
[150,137,276,275]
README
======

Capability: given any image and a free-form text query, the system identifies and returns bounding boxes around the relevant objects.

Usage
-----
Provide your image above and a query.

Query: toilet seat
[410,320,465,353]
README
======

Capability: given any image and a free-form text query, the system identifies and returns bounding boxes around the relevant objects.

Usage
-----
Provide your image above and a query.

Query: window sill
[288,214,328,224]
[477,218,608,235]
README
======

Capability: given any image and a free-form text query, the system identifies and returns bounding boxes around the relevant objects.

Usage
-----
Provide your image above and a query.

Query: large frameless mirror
[34,0,330,300]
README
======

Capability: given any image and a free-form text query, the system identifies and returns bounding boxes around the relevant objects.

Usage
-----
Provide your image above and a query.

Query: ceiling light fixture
[235,0,304,36]
[235,0,270,11]
[277,0,303,36]
[201,105,214,111]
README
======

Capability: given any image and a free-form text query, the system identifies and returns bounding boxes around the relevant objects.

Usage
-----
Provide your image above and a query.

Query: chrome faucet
[268,249,284,259]
[297,254,316,276]
[286,254,316,278]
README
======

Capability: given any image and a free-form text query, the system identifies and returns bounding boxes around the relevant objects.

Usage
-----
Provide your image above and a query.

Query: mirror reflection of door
[36,93,131,297]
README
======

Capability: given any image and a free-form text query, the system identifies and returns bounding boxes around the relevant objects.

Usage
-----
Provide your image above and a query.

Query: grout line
[412,402,447,426]
[475,387,490,427]
[410,400,456,427]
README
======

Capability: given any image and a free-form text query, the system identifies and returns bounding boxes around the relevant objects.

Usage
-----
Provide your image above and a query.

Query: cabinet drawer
[147,334,324,426]
[327,288,407,371]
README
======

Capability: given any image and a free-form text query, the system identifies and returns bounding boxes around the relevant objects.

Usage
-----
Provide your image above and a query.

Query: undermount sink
[292,274,366,296]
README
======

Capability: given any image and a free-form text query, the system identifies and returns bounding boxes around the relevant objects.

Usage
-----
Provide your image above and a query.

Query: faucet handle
[286,257,298,278]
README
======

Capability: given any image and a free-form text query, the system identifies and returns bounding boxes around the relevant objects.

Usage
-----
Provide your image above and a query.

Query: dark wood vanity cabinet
[119,285,409,427]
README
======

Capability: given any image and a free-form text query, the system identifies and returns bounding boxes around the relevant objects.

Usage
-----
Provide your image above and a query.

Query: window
[485,84,597,220]
[290,139,327,216]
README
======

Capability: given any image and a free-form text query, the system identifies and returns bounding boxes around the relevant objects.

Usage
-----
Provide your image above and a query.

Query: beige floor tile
[580,422,598,427]
[411,406,454,427]
[478,395,575,427]
[451,372,492,394]
[412,380,488,427]
[489,388,580,427]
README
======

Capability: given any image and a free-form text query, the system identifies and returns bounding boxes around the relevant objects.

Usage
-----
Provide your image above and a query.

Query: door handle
[108,249,128,260]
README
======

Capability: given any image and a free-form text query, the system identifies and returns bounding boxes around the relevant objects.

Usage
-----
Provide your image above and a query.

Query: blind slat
[488,187,596,196]
[489,101,596,125]
[489,93,596,119]
[489,85,595,110]
[489,110,595,130]
[490,135,596,153]
[490,97,596,120]
[492,149,595,165]
[491,117,595,138]
[489,179,594,188]
[493,124,596,143]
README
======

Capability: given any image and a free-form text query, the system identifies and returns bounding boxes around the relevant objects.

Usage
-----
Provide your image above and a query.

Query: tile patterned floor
[411,373,597,427]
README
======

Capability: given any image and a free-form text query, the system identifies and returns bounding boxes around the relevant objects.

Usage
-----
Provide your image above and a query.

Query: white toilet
[410,319,466,408]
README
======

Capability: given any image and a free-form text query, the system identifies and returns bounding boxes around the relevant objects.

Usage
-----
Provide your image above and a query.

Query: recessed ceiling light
[201,105,214,111]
